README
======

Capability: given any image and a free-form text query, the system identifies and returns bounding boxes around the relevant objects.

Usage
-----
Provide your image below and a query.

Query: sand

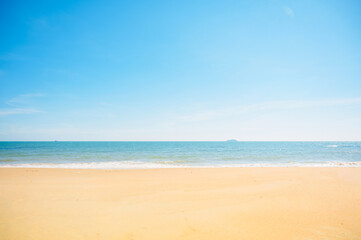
[0,167,360,240]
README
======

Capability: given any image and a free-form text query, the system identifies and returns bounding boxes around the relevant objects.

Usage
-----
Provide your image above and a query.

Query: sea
[0,141,360,169]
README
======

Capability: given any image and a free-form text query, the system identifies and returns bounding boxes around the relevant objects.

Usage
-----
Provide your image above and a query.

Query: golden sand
[0,168,360,240]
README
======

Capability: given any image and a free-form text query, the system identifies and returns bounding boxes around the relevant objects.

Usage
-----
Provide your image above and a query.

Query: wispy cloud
[0,108,41,116]
[0,93,44,117]
[180,98,361,122]
[31,17,49,29]
[283,6,295,18]
[6,93,44,106]
[0,53,30,61]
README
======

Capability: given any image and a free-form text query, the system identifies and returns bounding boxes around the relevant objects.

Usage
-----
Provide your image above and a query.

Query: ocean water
[0,141,360,169]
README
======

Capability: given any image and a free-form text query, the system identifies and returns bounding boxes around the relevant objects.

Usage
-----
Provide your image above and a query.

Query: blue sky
[0,0,360,141]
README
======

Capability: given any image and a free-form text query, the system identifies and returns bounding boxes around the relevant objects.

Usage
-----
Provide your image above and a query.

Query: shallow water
[0,141,360,168]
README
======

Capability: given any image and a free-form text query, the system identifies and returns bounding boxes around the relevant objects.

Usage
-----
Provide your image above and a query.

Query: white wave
[326,145,338,148]
[0,161,360,169]
[0,161,184,169]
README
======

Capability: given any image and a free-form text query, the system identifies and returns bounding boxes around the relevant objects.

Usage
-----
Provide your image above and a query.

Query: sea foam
[1,161,360,169]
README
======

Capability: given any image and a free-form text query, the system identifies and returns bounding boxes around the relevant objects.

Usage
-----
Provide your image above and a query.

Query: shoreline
[1,161,361,169]
[1,167,361,239]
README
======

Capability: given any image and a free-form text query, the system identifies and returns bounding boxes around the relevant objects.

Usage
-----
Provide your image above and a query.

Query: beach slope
[0,168,360,240]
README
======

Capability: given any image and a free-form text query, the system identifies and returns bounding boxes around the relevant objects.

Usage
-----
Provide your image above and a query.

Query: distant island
[226,139,238,142]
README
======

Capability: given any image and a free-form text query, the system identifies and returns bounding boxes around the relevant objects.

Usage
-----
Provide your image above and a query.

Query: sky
[0,0,361,141]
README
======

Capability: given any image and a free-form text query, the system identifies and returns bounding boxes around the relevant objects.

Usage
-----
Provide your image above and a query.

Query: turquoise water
[0,141,360,168]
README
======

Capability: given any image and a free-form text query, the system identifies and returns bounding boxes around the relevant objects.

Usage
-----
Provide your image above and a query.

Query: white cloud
[6,93,44,106]
[179,98,361,122]
[0,93,44,117]
[283,6,295,18]
[0,108,41,116]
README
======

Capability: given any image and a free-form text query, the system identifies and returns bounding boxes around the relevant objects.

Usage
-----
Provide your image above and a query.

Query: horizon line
[1,140,360,142]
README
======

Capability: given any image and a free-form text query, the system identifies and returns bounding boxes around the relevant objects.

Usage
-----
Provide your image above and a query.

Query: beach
[0,167,360,240]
